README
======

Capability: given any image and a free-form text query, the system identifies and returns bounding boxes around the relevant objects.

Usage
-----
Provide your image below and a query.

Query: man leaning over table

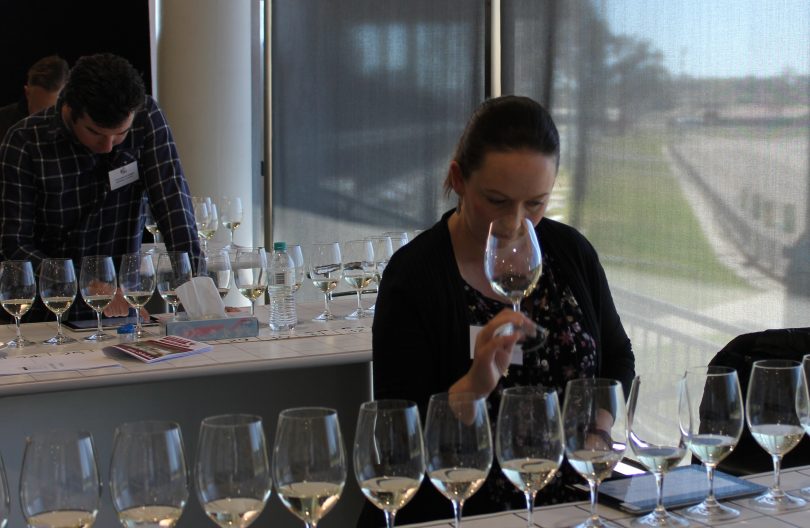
[0,52,200,322]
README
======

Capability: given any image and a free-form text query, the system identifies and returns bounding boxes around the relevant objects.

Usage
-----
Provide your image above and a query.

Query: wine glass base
[313,311,334,321]
[748,490,806,512]
[42,334,77,345]
[345,308,369,320]
[84,332,115,342]
[630,509,689,527]
[7,337,37,348]
[571,517,624,528]
[682,499,740,521]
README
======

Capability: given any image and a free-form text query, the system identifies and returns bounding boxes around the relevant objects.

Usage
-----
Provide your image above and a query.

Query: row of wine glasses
[192,196,244,251]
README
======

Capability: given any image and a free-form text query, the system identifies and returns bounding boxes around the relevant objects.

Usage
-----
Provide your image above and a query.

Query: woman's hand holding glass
[39,257,78,345]
[308,243,342,321]
[79,256,117,342]
[0,260,36,347]
[119,252,156,339]
[233,248,267,316]
[157,251,192,320]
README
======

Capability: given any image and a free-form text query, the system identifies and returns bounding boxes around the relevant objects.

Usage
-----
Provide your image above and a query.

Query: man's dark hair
[62,53,146,128]
[26,55,69,91]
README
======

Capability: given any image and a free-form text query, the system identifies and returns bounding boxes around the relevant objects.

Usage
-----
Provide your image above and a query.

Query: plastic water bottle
[268,241,297,332]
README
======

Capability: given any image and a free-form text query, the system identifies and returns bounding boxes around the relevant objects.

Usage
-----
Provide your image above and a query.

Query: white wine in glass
[157,251,192,320]
[119,252,157,339]
[0,260,37,347]
[20,430,101,528]
[110,421,188,528]
[353,400,425,528]
[679,366,743,521]
[484,216,542,314]
[39,257,78,345]
[364,236,393,314]
[196,414,271,528]
[273,407,346,528]
[233,247,267,316]
[746,359,807,512]
[424,392,492,528]
[220,196,243,248]
[79,255,117,342]
[194,198,219,252]
[342,239,375,320]
[496,386,563,528]
[309,243,342,321]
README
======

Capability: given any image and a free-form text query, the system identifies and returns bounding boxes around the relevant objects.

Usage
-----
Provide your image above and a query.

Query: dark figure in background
[0,53,200,322]
[360,95,635,526]
[0,55,69,141]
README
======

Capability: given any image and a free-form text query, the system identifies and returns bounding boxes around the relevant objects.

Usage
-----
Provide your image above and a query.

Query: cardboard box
[156,314,260,341]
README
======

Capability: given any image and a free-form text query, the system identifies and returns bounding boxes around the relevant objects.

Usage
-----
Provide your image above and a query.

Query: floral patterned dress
[463,253,598,509]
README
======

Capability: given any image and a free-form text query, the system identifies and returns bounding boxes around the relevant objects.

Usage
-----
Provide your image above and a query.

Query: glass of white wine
[144,205,161,244]
[496,386,563,528]
[272,407,346,528]
[746,359,807,512]
[234,247,267,316]
[287,244,305,294]
[364,236,393,314]
[196,414,272,528]
[194,198,219,252]
[220,196,243,249]
[342,239,375,320]
[0,260,37,348]
[20,430,100,528]
[353,400,425,528]
[200,249,233,299]
[485,216,542,314]
[424,392,492,528]
[679,366,743,521]
[562,378,627,528]
[157,251,192,320]
[39,257,78,345]
[308,243,342,321]
[110,421,188,528]
[119,252,156,339]
[627,374,689,527]
[79,256,117,342]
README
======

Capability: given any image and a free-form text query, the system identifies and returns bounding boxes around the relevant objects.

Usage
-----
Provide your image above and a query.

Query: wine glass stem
[55,313,64,337]
[512,300,521,313]
[705,464,718,504]
[452,499,463,528]
[323,293,331,315]
[135,308,143,337]
[654,472,666,515]
[229,228,234,244]
[14,316,22,341]
[356,289,363,311]
[772,454,784,495]
[250,300,256,316]
[96,311,103,336]
[525,491,535,528]
[384,509,396,528]
[587,479,599,524]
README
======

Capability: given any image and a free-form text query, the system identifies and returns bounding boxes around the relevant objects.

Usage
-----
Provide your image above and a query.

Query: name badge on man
[109,160,139,190]
[469,325,523,365]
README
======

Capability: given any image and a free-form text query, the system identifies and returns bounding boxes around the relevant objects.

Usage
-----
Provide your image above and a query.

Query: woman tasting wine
[361,95,635,526]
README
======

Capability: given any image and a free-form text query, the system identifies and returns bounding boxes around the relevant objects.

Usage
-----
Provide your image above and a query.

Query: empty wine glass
[747,359,807,511]
[382,232,408,252]
[110,421,188,528]
[0,454,9,528]
[233,248,267,316]
[39,257,78,345]
[20,430,101,528]
[364,236,393,314]
[353,400,425,528]
[197,414,271,528]
[496,386,564,528]
[119,252,156,339]
[157,251,192,320]
[679,366,743,521]
[627,374,689,527]
[562,378,627,528]
[485,216,542,314]
[79,256,117,342]
[309,243,342,321]
[342,239,375,320]
[0,260,37,347]
[424,392,492,528]
[200,249,232,299]
[273,407,346,528]
[220,196,244,248]
[195,198,219,252]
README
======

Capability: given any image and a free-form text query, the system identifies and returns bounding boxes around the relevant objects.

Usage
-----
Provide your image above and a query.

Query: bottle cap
[273,241,287,251]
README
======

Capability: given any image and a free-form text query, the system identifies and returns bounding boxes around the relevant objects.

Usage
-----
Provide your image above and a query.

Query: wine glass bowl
[110,421,188,528]
[119,252,157,339]
[196,414,271,528]
[39,257,78,345]
[484,216,542,314]
[424,392,492,528]
[272,407,346,528]
[156,251,192,320]
[496,386,564,528]
[0,260,37,347]
[342,240,375,320]
[353,400,425,528]
[364,236,393,314]
[201,249,233,300]
[220,196,243,248]
[79,256,117,342]
[233,248,267,316]
[194,198,219,252]
[308,243,342,321]
[679,366,743,521]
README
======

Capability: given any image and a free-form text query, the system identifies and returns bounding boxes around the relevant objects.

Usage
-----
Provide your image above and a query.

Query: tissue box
[156,314,260,341]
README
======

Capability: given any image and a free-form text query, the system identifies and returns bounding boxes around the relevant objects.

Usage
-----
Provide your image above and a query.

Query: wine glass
[39,257,78,345]
[110,421,188,528]
[342,239,374,320]
[746,359,807,511]
[679,366,743,521]
[144,206,161,244]
[0,260,37,347]
[200,249,233,299]
[382,232,408,252]
[287,244,305,294]
[196,414,272,528]
[353,400,425,528]
[272,407,347,528]
[562,378,627,528]
[308,243,342,321]
[627,374,689,527]
[19,430,101,528]
[799,354,810,496]
[364,236,393,314]
[0,454,9,528]
[484,216,542,314]
[119,252,157,339]
[233,247,267,316]
[195,198,218,252]
[220,196,243,248]
[79,256,117,342]
[424,392,492,528]
[496,386,564,528]
[157,251,192,320]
